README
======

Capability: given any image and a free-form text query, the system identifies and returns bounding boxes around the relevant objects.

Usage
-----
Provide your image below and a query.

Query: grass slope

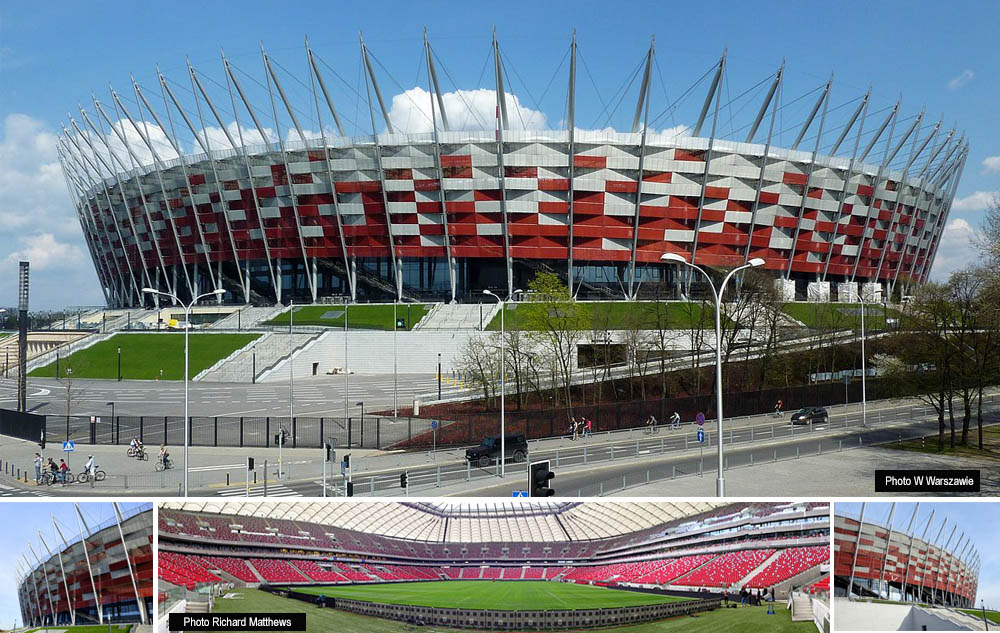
[265,304,430,330]
[486,301,715,331]
[210,588,810,633]
[294,580,687,610]
[28,333,260,380]
[880,423,1000,458]
[781,302,898,330]
[958,608,1000,624]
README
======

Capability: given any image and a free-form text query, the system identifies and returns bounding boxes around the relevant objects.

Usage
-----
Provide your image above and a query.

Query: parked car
[790,406,829,425]
[465,434,528,468]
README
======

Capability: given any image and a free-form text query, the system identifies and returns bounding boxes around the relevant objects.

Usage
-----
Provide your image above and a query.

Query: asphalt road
[0,374,438,418]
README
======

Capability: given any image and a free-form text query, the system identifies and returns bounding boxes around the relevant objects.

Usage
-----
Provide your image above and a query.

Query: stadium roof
[162,501,725,542]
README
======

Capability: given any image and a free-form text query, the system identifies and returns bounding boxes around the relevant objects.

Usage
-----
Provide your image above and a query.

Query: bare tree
[458,333,501,410]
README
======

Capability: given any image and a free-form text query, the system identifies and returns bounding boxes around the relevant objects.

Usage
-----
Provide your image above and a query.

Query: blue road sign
[512,490,528,497]
[696,412,705,426]
[696,429,705,443]
[431,420,438,430]
[62,441,75,452]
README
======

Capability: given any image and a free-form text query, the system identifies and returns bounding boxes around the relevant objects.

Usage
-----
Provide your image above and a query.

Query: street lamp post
[482,289,522,478]
[858,293,868,428]
[393,302,398,418]
[142,286,225,496]
[356,401,364,444]
[660,253,764,497]
[117,346,122,382]
[438,353,442,400]
[64,367,72,442]
[107,401,115,423]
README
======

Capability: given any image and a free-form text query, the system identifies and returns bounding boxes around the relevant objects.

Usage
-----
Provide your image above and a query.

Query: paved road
[4,391,995,498]
[0,374,438,418]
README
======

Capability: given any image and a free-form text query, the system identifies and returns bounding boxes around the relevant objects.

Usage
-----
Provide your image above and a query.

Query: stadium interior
[158,501,830,631]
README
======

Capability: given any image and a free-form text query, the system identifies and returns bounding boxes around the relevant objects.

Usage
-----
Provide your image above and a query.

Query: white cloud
[386,86,547,134]
[983,155,1000,174]
[0,113,103,308]
[950,190,998,213]
[947,69,974,90]
[930,217,982,279]
[3,232,85,270]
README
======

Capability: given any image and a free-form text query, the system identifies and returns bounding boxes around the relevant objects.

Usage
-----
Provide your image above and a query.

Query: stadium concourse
[158,501,830,632]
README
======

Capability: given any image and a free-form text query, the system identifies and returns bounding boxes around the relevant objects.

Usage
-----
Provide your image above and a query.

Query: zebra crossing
[0,481,53,497]
[216,482,301,497]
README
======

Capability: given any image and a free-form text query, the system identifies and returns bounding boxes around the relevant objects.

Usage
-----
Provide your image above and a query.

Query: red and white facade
[57,42,967,307]
[834,512,978,607]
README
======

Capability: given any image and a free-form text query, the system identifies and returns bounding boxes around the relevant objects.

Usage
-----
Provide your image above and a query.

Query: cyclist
[159,444,171,469]
[47,457,58,483]
[58,459,70,484]
[84,454,95,479]
[774,399,784,417]
[129,436,146,459]
[669,411,681,429]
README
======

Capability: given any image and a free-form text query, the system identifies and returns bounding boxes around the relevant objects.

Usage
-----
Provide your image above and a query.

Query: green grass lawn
[293,580,688,610]
[781,302,899,330]
[209,588,808,633]
[264,304,430,330]
[28,333,260,380]
[486,301,716,331]
[958,608,1000,624]
[23,626,131,633]
[879,423,1000,459]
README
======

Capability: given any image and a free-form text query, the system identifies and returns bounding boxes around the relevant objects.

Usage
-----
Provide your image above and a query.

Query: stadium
[15,502,153,627]
[158,501,830,632]
[834,503,985,631]
[58,35,966,308]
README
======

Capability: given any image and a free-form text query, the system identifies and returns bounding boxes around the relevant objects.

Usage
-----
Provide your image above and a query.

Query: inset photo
[4,502,153,629]
[834,501,996,631]
[158,500,829,632]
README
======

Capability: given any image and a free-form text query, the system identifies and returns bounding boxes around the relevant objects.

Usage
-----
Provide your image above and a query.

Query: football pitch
[293,580,689,610]
[209,588,815,633]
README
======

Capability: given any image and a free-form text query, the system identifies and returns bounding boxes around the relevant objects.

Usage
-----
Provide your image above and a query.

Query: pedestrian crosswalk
[216,482,301,497]
[0,482,52,497]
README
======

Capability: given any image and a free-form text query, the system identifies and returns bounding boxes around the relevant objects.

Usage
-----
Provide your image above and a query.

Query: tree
[522,272,585,421]
[975,194,1000,266]
[458,333,501,409]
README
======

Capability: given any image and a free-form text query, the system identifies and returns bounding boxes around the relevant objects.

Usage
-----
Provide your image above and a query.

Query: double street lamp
[660,253,765,497]
[482,288,521,478]
[142,286,225,496]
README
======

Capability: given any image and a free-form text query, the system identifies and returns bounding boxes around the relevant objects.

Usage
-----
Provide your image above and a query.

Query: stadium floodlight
[659,253,763,498]
[142,286,226,497]
[529,460,555,497]
[482,288,522,478]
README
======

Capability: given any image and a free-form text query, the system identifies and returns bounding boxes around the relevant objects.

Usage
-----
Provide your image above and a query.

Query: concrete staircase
[738,549,784,587]
[209,305,283,330]
[196,332,317,382]
[790,592,813,621]
[415,302,499,330]
[244,561,267,583]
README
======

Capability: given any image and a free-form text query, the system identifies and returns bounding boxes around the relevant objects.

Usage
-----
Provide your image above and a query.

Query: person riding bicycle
[130,436,145,458]
[159,444,170,468]
[670,411,681,428]
[47,457,58,482]
[774,399,784,416]
[84,454,95,479]
[645,415,658,433]
[58,459,69,484]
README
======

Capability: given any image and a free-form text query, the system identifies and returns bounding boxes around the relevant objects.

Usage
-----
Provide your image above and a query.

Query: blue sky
[0,501,148,626]
[839,501,999,610]
[1,0,997,308]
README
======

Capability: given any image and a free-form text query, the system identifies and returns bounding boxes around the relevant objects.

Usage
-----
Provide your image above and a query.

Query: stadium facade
[834,507,979,608]
[58,36,968,307]
[16,503,154,626]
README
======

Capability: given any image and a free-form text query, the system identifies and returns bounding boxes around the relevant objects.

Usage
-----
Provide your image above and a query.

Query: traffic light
[343,454,350,469]
[248,457,255,470]
[346,481,354,497]
[529,460,555,497]
[400,472,408,489]
[325,442,335,462]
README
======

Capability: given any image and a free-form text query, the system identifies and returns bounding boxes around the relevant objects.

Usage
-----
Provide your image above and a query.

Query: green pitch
[293,580,689,610]
[28,333,259,380]
[209,588,813,633]
[486,301,717,331]
[264,304,430,330]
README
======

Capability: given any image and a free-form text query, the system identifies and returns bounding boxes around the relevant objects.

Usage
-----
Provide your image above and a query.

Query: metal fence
[57,413,439,450]
[0,408,45,443]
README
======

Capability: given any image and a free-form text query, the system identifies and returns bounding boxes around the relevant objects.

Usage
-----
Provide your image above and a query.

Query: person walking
[584,417,593,438]
[33,453,42,484]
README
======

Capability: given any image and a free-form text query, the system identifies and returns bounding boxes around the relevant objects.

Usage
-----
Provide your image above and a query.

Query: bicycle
[128,446,149,461]
[42,470,72,485]
[155,457,174,472]
[77,468,107,483]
